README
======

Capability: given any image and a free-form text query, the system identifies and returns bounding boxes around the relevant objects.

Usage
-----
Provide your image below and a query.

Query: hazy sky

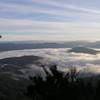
[0,0,100,41]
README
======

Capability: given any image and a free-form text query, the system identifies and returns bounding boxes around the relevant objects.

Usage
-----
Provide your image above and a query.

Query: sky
[1,0,100,41]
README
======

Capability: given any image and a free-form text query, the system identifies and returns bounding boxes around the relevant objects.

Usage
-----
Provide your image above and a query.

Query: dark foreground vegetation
[26,65,100,100]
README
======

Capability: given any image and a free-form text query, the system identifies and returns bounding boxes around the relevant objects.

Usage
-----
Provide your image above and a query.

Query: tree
[25,64,97,100]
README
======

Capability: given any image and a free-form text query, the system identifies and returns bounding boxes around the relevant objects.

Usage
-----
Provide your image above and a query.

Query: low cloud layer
[1,48,100,74]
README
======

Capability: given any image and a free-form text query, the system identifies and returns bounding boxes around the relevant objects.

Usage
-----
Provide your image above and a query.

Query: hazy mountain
[0,41,96,52]
[0,55,43,77]
[0,55,42,66]
[0,55,43,100]
[68,47,100,55]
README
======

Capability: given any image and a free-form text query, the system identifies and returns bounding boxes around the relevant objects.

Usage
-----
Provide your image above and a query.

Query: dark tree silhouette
[25,64,100,100]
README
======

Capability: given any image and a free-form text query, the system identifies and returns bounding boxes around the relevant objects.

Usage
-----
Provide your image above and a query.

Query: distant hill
[1,41,100,52]
[0,55,42,66]
[0,55,43,100]
[68,47,100,55]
